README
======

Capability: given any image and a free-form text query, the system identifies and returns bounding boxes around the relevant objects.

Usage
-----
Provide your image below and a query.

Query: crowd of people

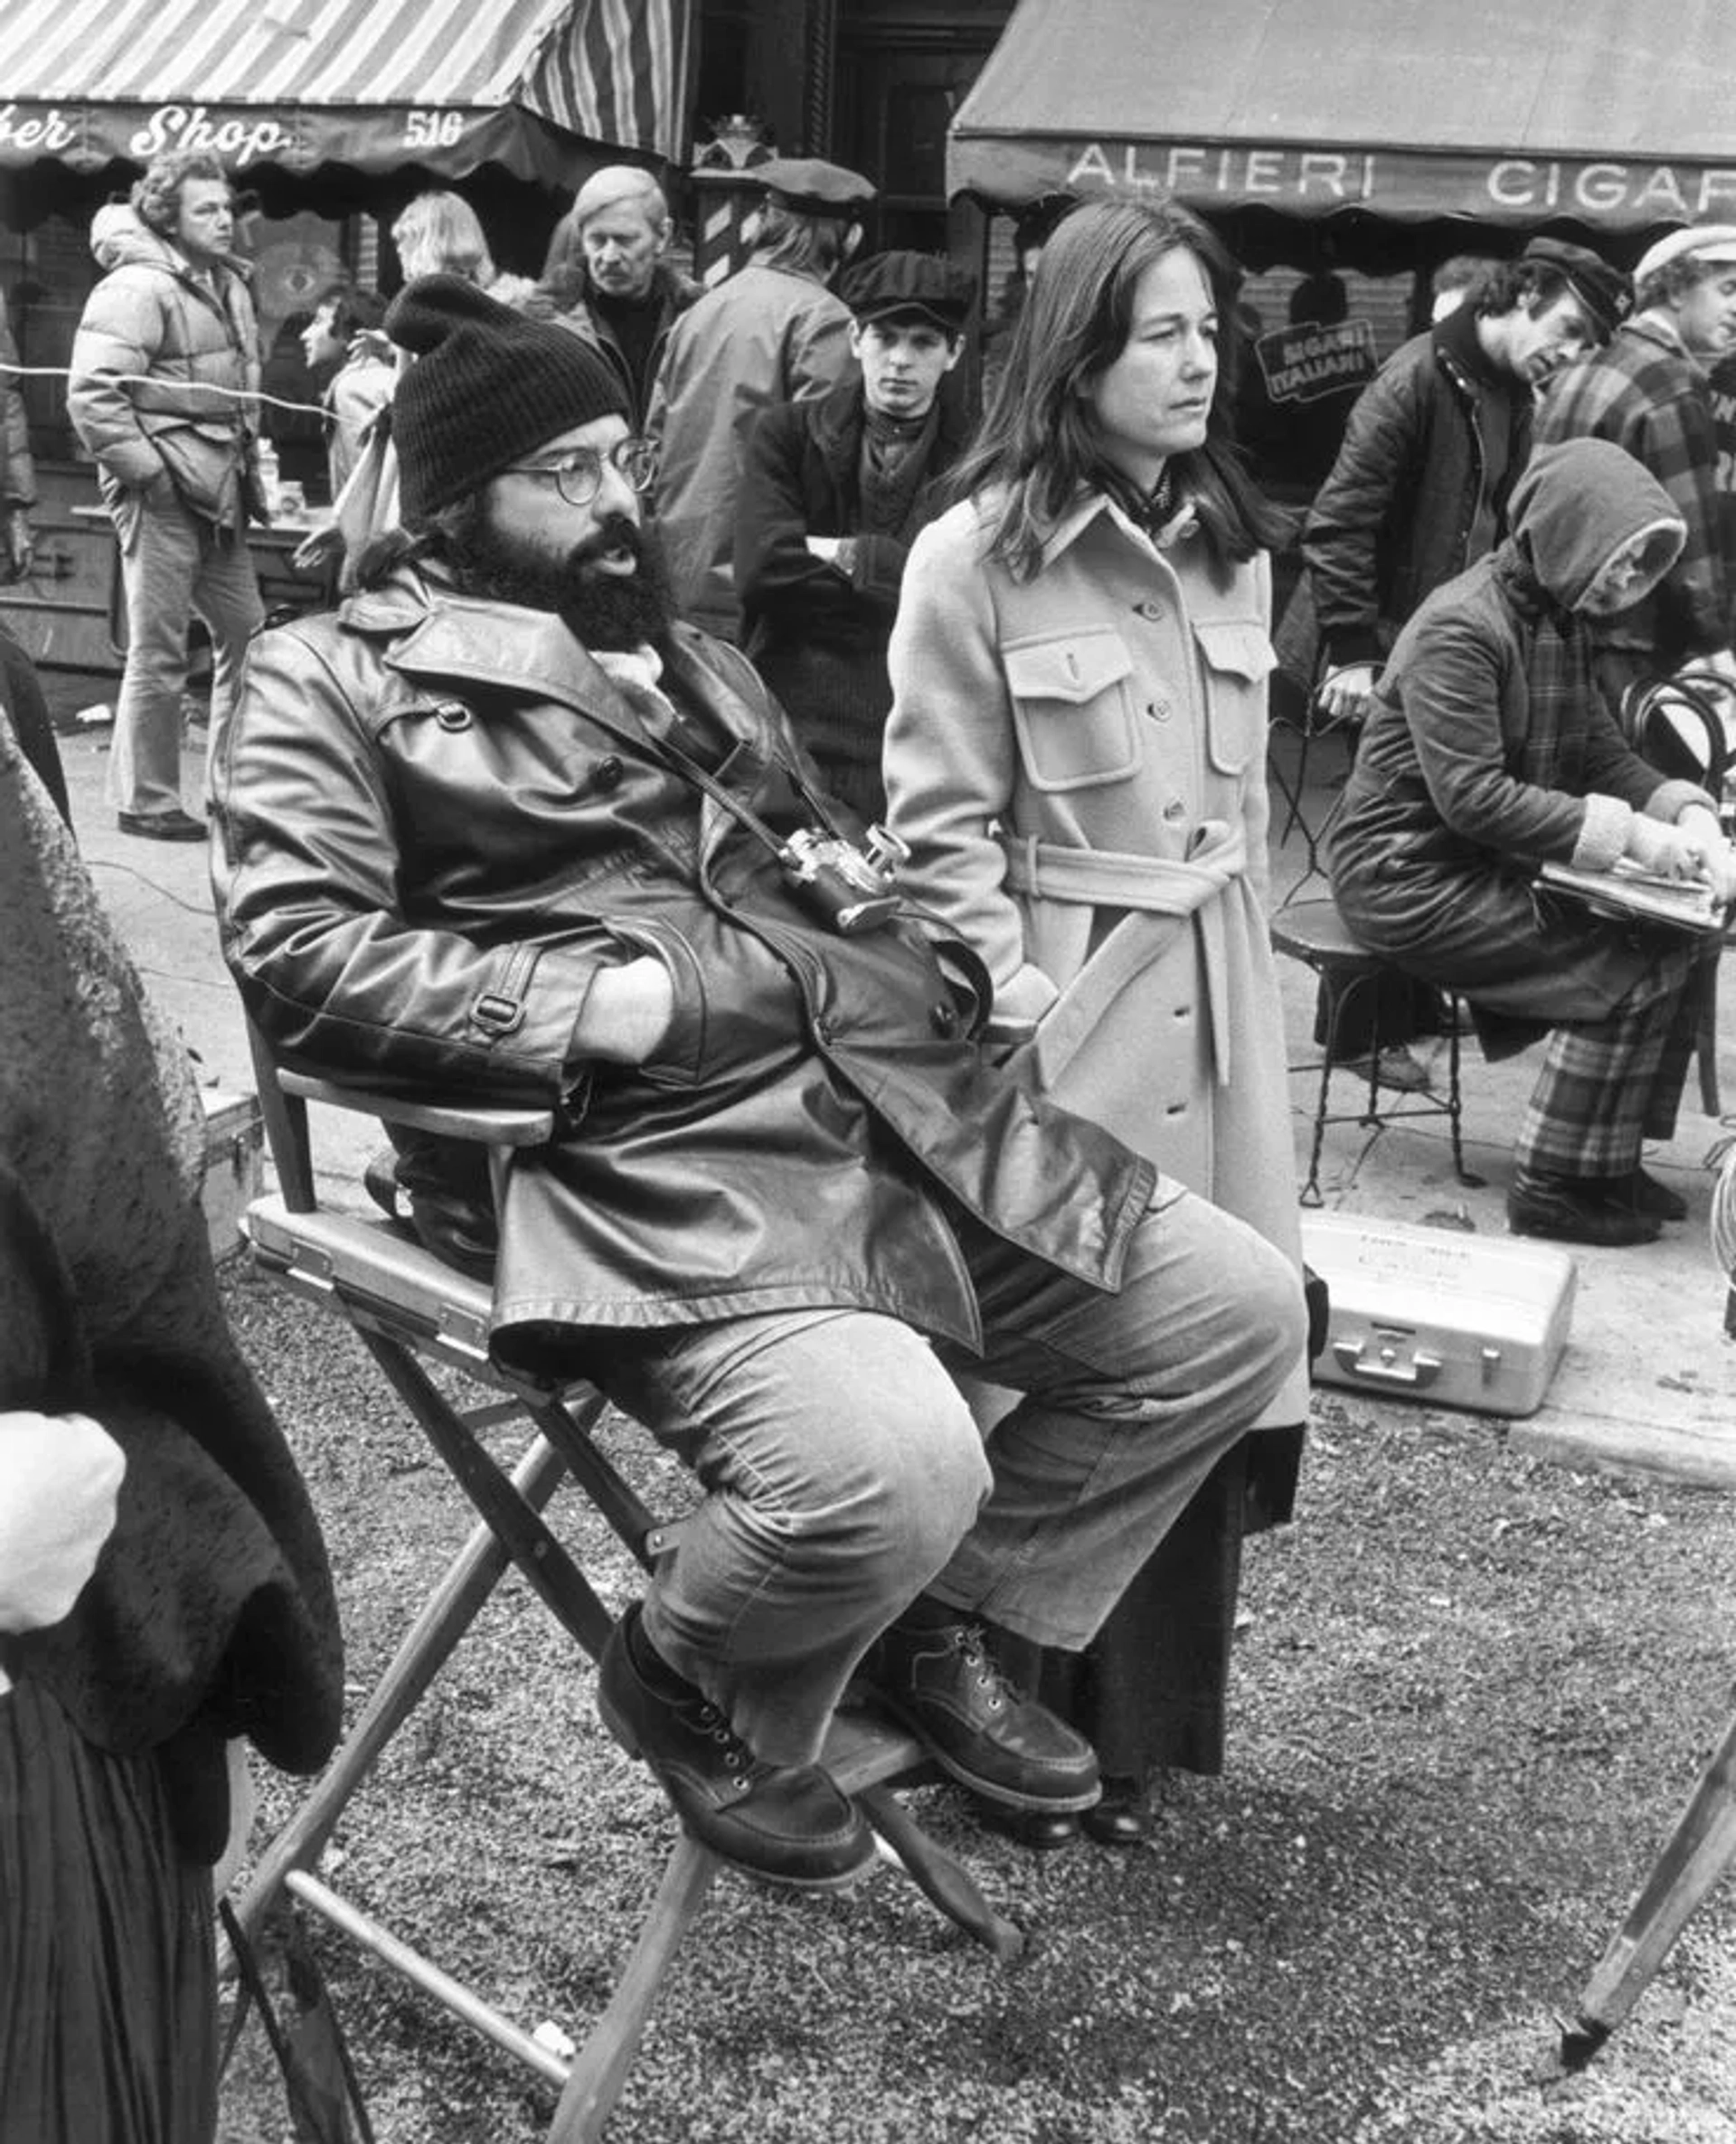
[5,137,1736,2140]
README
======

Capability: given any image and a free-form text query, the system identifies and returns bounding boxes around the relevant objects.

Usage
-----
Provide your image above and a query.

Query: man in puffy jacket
[69,150,265,841]
[213,276,1305,1897]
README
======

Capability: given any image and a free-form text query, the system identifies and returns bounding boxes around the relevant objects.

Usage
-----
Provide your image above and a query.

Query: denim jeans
[593,1184,1306,1765]
[108,494,263,819]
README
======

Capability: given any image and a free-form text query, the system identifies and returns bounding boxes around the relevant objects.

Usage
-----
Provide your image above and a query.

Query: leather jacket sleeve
[1302,350,1425,669]
[212,622,609,1106]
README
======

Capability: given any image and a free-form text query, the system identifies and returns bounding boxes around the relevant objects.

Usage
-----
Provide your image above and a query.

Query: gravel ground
[217,1264,1736,2144]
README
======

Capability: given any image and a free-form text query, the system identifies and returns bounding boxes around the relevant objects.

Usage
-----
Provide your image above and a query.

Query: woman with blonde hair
[884,196,1310,1846]
[392,189,494,285]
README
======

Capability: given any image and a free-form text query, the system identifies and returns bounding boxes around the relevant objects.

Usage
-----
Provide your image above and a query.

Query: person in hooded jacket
[67,156,266,842]
[1331,437,1736,1247]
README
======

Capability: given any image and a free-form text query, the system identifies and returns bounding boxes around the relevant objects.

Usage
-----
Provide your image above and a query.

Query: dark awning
[0,0,693,186]
[949,0,1736,231]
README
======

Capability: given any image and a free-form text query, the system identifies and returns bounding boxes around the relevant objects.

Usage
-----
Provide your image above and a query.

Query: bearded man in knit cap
[213,275,1303,1894]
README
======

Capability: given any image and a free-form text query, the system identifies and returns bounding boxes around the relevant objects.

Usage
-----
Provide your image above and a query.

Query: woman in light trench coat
[884,197,1310,1846]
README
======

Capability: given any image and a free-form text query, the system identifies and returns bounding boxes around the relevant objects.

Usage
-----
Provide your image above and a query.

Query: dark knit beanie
[386,272,629,524]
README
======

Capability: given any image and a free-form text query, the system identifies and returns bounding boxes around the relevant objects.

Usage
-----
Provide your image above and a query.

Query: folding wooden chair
[227,1026,1023,2141]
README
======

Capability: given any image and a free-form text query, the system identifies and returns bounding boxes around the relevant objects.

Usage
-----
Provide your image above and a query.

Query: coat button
[593,755,625,792]
[1134,600,1165,621]
[1163,798,1187,821]
[434,700,471,731]
[930,1000,958,1037]
[1146,696,1172,721]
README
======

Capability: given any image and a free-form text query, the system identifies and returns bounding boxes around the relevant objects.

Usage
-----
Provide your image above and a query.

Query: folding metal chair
[227,1025,1023,2142]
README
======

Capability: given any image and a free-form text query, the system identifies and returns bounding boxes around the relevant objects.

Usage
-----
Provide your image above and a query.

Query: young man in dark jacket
[213,277,1304,1898]
[737,250,976,819]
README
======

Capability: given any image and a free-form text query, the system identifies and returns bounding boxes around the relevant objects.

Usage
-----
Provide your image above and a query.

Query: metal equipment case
[1301,1213,1577,1418]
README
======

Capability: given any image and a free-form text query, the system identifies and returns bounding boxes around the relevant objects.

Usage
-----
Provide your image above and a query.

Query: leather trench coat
[212,567,1155,1374]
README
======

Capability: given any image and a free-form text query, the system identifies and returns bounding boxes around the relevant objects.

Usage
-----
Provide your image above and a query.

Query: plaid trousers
[1515,939,1707,1177]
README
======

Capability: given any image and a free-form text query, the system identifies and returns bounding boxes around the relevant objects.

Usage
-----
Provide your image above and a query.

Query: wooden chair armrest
[278,1072,555,1148]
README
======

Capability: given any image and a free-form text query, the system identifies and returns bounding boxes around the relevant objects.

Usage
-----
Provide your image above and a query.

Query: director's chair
[227,1026,1023,2141]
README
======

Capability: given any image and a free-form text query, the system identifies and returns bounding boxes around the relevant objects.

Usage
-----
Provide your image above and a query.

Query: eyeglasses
[500,437,657,506]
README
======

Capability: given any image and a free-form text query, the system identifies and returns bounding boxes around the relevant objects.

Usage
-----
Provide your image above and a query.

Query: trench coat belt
[1001,822,1250,1088]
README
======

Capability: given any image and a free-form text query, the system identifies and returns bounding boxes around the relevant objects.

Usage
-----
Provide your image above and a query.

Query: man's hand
[292,523,344,574]
[0,1410,125,1635]
[571,956,676,1064]
[1316,663,1377,723]
[805,535,842,563]
[1673,805,1736,905]
[3,505,33,581]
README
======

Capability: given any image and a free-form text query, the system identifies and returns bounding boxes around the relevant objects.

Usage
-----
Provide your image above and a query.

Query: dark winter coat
[1331,440,1714,1053]
[212,564,1155,1379]
[1300,302,1532,670]
[737,370,969,817]
[1,719,342,1860]
[541,259,701,426]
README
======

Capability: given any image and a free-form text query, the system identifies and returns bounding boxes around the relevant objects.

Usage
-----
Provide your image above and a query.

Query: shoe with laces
[860,1602,1100,1813]
[596,1603,873,1890]
[1337,1043,1433,1092]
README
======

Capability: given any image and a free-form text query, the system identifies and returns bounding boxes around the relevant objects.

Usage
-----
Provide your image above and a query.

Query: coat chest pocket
[1003,629,1138,792]
[1192,618,1275,775]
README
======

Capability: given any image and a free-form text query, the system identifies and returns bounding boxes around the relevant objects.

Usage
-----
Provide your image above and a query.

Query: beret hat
[755,156,876,215]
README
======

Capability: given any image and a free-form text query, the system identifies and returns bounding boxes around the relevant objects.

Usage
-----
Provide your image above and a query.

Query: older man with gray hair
[533,164,699,424]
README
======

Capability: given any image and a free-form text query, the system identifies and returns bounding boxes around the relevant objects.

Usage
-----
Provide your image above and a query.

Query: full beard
[447,508,676,650]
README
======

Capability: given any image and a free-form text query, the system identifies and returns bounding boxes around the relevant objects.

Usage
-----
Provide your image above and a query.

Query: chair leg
[360,1329,617,1660]
[227,1432,570,1953]
[547,1837,722,2143]
[1561,1707,1736,2068]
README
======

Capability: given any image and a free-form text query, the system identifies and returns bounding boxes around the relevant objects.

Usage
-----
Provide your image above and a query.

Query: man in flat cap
[1536,224,1736,726]
[1283,235,1629,1089]
[647,156,875,640]
[213,273,1302,1898]
[736,250,976,818]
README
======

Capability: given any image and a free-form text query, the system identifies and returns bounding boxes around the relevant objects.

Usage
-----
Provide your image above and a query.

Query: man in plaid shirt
[1534,225,1736,729]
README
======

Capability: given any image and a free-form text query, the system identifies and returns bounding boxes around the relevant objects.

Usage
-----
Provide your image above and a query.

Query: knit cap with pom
[386,272,628,524]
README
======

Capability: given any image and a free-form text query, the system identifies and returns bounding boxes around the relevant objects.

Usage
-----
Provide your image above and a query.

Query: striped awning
[0,0,693,183]
[951,0,1736,231]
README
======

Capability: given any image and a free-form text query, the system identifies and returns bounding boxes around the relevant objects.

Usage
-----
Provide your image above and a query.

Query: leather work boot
[860,1601,1100,1813]
[597,1604,874,1891]
[1507,1167,1661,1248]
[1608,1166,1689,1223]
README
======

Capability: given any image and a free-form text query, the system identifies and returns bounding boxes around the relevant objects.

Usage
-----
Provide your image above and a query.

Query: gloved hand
[1316,662,1376,723]
[3,504,32,581]
[0,1409,125,1635]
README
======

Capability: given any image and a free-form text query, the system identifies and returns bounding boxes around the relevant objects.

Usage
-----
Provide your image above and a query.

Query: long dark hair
[951,198,1288,580]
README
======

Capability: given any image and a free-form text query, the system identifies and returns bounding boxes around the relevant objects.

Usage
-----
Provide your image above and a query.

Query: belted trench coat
[212,564,1156,1377]
[886,491,1308,1425]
